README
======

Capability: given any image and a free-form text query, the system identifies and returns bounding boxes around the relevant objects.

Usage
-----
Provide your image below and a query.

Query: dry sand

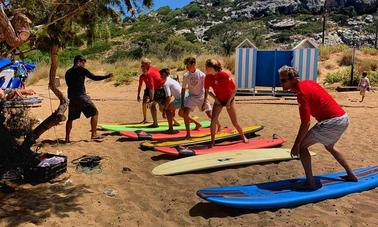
[0,77,377,227]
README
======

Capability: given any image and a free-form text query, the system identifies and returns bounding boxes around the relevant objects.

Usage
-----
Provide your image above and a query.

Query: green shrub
[83,41,111,55]
[368,71,378,85]
[114,71,138,86]
[324,67,351,84]
[23,50,50,64]
[105,49,129,63]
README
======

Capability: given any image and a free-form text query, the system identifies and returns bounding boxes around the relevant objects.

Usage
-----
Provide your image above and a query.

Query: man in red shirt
[137,58,166,127]
[279,66,357,189]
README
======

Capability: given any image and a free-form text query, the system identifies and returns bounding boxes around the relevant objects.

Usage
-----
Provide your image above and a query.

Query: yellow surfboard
[152,148,316,176]
[140,125,263,150]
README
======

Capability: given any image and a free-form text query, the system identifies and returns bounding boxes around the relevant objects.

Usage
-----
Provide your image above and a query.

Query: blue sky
[149,0,192,10]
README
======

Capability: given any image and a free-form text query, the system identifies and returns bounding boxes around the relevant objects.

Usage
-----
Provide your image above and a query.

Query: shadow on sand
[0,183,91,226]
[189,202,274,218]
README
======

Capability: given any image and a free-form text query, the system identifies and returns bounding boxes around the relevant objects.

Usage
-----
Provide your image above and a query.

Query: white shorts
[184,96,212,112]
[307,114,349,146]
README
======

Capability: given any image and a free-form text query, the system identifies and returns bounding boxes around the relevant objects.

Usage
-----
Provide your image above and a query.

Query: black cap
[74,55,86,64]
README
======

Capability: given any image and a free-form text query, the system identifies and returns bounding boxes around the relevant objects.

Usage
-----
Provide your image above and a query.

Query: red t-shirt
[139,67,165,89]
[295,80,345,123]
[205,71,236,102]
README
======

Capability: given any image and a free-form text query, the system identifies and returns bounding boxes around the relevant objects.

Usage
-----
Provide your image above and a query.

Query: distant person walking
[65,55,113,143]
[358,72,371,102]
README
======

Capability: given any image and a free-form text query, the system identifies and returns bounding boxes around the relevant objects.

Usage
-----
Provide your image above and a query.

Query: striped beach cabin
[235,39,319,95]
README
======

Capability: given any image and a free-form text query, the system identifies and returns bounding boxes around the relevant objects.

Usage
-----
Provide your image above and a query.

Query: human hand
[137,95,141,102]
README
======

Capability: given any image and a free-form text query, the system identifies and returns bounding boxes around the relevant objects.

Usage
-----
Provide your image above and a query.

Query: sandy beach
[0,76,377,227]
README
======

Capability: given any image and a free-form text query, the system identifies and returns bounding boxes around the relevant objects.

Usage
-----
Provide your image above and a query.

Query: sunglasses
[280,78,289,83]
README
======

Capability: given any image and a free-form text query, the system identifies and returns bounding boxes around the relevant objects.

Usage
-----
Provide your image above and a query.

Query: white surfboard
[152,148,316,176]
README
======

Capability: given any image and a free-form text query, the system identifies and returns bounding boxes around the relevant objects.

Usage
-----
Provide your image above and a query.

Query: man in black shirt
[65,55,113,143]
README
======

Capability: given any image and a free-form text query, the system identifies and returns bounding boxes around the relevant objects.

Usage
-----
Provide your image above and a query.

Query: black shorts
[143,88,166,104]
[68,95,98,120]
[220,98,235,106]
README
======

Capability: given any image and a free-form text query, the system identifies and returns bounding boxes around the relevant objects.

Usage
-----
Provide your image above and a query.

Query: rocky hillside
[161,0,378,47]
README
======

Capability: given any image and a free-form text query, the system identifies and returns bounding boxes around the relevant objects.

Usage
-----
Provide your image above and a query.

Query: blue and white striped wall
[235,48,257,89]
[292,48,318,81]
[235,44,318,91]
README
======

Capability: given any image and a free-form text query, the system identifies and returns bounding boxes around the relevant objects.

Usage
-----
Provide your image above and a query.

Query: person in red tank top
[204,59,247,147]
[137,58,166,126]
[279,66,357,189]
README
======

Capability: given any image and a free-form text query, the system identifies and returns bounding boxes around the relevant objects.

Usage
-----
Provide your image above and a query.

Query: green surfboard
[100,121,211,132]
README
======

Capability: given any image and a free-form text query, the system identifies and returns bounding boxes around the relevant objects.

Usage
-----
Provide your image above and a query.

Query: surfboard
[106,117,199,128]
[120,127,214,141]
[100,121,211,132]
[155,137,287,156]
[141,126,263,150]
[152,148,311,176]
[197,166,378,209]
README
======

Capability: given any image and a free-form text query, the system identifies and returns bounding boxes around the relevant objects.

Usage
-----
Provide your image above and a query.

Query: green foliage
[324,67,378,86]
[324,68,351,84]
[369,71,378,85]
[183,3,208,18]
[106,49,129,63]
[58,47,82,65]
[155,6,172,16]
[82,41,112,59]
[114,71,138,86]
[292,21,324,35]
[109,23,124,37]
[164,35,202,60]
[272,32,293,43]
[23,50,50,64]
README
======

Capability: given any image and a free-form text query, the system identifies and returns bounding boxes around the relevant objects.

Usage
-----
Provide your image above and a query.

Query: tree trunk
[21,43,68,152]
[0,5,30,48]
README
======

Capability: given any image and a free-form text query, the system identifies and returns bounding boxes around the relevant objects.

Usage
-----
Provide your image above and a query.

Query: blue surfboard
[197,166,378,209]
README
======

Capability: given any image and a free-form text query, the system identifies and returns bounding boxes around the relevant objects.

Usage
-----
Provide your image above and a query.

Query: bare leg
[205,110,221,132]
[65,120,73,143]
[141,97,148,123]
[150,102,158,127]
[298,136,318,188]
[90,114,99,139]
[226,102,247,143]
[210,104,223,147]
[165,104,176,133]
[324,145,358,181]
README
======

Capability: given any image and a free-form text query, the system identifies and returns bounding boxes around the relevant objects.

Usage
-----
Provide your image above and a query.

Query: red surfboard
[120,127,212,141]
[154,137,287,157]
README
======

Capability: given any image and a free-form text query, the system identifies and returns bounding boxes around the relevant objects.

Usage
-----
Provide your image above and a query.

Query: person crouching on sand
[279,65,357,189]
[180,57,221,138]
[159,68,184,134]
[137,58,166,127]
[204,59,247,147]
